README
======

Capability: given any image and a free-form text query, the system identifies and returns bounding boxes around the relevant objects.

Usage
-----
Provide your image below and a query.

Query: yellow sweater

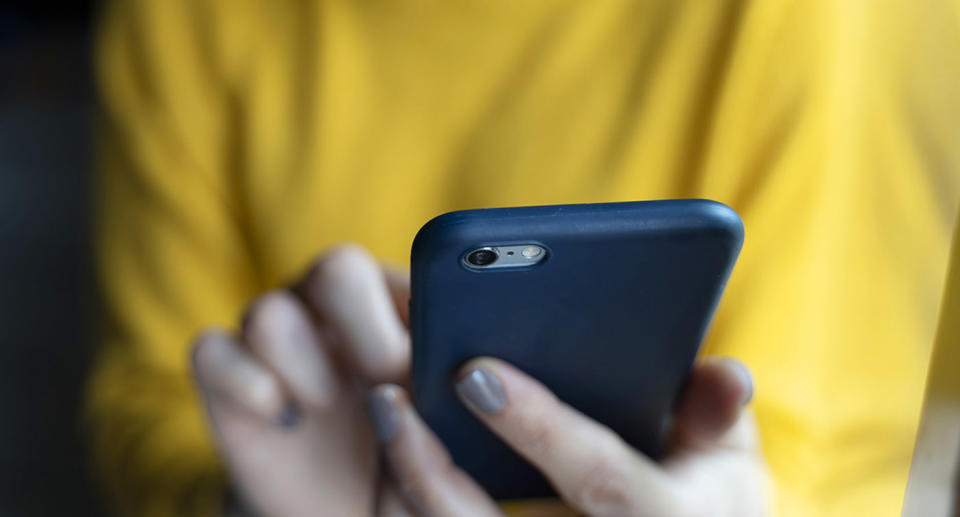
[90,1,960,515]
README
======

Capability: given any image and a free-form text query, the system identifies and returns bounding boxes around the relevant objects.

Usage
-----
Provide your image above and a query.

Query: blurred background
[0,1,102,515]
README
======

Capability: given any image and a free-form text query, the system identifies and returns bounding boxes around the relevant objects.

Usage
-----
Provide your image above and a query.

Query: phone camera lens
[467,248,498,266]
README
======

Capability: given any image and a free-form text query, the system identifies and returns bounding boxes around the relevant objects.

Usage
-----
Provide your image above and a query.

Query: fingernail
[366,388,401,445]
[731,360,754,405]
[455,367,507,414]
[275,402,301,429]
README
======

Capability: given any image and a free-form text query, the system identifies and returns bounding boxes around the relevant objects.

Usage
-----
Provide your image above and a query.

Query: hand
[191,244,769,516]
[368,357,769,517]
[191,245,412,516]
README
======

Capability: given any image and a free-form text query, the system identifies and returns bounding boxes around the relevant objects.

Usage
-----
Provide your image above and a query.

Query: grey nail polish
[733,361,754,405]
[276,403,301,430]
[366,390,401,445]
[455,368,507,414]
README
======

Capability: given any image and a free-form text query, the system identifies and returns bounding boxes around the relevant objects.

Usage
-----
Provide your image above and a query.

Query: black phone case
[410,199,743,499]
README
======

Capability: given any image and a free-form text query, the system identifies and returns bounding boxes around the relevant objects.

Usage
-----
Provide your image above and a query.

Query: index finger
[454,358,679,516]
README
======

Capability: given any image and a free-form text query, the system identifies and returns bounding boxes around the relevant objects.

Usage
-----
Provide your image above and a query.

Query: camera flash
[521,246,543,258]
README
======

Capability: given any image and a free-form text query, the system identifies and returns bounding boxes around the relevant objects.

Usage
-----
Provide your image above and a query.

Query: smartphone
[410,199,743,500]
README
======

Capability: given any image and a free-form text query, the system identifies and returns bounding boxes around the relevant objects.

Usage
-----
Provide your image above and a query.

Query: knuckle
[397,453,460,508]
[513,404,558,459]
[396,465,437,505]
[366,333,411,382]
[364,355,406,384]
[239,371,281,410]
[571,456,633,514]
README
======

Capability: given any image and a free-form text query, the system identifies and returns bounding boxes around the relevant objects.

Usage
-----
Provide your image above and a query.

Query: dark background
[1,2,103,515]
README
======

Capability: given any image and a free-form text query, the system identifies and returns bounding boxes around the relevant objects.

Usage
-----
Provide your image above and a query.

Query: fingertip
[241,290,295,336]
[456,356,504,379]
[190,328,288,424]
[370,384,501,515]
[300,245,411,385]
[674,357,753,441]
[726,358,754,406]
[190,327,233,379]
[367,384,407,445]
[705,357,753,407]
[303,243,376,300]
[455,363,508,415]
[242,290,340,408]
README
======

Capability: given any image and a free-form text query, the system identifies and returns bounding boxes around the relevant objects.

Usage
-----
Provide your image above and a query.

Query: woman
[88,0,960,515]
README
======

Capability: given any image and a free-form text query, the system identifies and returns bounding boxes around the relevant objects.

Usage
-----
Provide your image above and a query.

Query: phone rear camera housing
[463,244,547,270]
[466,247,499,266]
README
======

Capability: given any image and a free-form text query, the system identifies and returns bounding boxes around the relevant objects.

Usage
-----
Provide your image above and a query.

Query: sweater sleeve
[88,1,258,514]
